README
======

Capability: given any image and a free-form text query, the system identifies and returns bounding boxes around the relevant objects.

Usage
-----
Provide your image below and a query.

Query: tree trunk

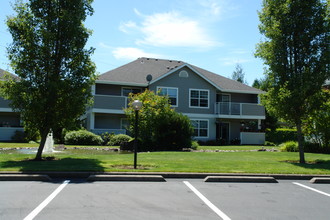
[34,129,49,161]
[296,121,305,164]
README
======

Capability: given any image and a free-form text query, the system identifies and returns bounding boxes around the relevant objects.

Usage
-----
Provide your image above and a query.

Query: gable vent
[179,70,189,78]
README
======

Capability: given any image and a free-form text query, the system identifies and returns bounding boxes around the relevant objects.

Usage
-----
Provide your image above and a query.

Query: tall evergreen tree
[2,0,96,160]
[231,63,247,84]
[255,0,329,163]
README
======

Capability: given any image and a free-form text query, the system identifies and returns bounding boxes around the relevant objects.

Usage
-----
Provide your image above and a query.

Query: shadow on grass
[1,157,105,172]
[283,160,330,170]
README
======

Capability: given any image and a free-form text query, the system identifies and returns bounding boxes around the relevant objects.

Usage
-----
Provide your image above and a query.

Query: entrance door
[216,122,230,144]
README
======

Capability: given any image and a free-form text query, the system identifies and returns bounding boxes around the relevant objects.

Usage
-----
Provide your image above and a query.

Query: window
[157,87,178,107]
[191,120,208,137]
[122,87,142,96]
[190,89,209,108]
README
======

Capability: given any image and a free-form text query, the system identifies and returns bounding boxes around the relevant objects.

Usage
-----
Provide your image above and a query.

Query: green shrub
[280,141,298,152]
[11,130,28,143]
[304,142,330,154]
[100,132,115,146]
[264,141,276,146]
[191,141,199,150]
[108,134,132,146]
[64,130,102,145]
[266,128,297,145]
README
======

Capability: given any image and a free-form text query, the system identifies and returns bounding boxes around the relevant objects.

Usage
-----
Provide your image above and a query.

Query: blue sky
[0,0,266,85]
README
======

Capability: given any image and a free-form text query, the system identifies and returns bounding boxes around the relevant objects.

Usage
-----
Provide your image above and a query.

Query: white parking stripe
[293,182,330,197]
[183,181,231,220]
[24,180,70,220]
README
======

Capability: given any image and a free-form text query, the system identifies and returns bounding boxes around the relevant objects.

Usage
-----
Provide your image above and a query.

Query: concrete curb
[0,174,51,182]
[204,176,278,183]
[310,177,330,184]
[87,175,166,182]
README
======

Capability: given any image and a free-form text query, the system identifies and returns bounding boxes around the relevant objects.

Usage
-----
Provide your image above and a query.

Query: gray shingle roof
[98,58,263,94]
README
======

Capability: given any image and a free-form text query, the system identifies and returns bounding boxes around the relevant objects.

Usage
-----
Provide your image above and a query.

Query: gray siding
[96,84,122,96]
[0,97,11,108]
[150,67,217,114]
[0,112,21,127]
[94,113,125,129]
[93,95,127,110]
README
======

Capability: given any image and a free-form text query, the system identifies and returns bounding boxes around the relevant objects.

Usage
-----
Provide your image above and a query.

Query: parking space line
[293,182,330,197]
[183,181,231,220]
[24,180,70,220]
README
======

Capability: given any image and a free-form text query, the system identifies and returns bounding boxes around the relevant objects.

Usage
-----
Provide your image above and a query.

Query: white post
[258,119,262,130]
[91,85,96,96]
[90,112,95,131]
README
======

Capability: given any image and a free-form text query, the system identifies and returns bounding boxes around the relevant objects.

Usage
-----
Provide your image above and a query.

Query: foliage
[64,130,102,145]
[100,132,115,146]
[280,141,298,152]
[255,0,330,163]
[304,142,330,154]
[125,90,193,151]
[191,141,199,150]
[231,63,247,84]
[266,128,297,145]
[108,134,132,146]
[303,90,330,148]
[11,130,28,143]
[2,0,96,160]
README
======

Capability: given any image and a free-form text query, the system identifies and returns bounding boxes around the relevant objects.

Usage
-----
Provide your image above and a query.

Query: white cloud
[121,9,220,48]
[119,21,138,33]
[112,47,162,60]
[219,57,250,66]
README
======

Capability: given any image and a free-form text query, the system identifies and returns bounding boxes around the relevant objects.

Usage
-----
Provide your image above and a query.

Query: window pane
[200,91,208,98]
[191,90,199,98]
[199,120,208,128]
[167,89,177,97]
[191,120,198,128]
[190,99,199,106]
[200,99,208,107]
[169,97,177,105]
[122,88,131,96]
[199,129,208,137]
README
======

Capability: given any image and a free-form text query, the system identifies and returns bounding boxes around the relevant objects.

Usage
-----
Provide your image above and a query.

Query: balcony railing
[214,102,265,117]
[93,95,127,110]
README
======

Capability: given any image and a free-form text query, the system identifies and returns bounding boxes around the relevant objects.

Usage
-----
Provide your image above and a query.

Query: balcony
[92,95,127,111]
[214,102,265,118]
[0,97,11,109]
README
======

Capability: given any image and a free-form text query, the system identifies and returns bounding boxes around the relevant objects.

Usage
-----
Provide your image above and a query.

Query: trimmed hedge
[64,130,103,145]
[266,128,297,145]
[108,134,132,146]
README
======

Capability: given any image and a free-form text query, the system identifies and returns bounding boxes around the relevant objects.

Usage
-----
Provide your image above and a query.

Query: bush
[191,141,199,150]
[304,142,330,154]
[266,128,297,145]
[100,132,115,146]
[264,141,276,146]
[108,134,132,146]
[11,130,28,143]
[64,130,102,145]
[280,141,298,152]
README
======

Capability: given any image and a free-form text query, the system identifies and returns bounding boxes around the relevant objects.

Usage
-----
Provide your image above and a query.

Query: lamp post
[132,100,142,169]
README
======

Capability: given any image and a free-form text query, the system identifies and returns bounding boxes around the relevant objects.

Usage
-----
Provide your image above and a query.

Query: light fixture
[132,100,142,111]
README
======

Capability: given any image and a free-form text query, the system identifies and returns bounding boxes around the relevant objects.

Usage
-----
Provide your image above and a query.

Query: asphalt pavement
[1,177,329,220]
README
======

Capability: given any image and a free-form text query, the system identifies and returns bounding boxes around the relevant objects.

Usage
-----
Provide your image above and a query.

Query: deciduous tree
[255,0,329,163]
[2,0,96,160]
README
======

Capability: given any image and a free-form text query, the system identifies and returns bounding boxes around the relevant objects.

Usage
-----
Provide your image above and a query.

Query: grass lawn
[0,143,329,174]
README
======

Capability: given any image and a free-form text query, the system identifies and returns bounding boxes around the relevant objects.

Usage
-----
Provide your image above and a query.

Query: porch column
[258,119,262,130]
[89,112,95,131]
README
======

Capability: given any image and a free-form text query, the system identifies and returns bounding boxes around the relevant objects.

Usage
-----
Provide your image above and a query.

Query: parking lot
[1,178,329,220]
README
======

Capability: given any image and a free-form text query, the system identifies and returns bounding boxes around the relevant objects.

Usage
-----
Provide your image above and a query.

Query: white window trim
[191,119,209,138]
[121,87,142,96]
[157,86,179,107]
[189,89,210,109]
